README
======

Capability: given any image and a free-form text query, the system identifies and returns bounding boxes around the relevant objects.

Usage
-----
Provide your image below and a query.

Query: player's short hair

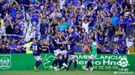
[68,37,73,41]
[52,32,57,36]
[31,37,38,41]
[114,41,118,45]
[35,37,38,40]
[91,37,96,41]
[30,38,33,42]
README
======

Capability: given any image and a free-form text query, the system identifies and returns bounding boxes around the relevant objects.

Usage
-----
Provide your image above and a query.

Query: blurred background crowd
[0,0,135,54]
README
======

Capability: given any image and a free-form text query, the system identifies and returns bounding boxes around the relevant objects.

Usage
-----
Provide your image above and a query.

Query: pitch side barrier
[0,54,135,71]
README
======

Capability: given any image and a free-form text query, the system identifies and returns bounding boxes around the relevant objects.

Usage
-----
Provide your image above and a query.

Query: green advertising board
[0,54,135,72]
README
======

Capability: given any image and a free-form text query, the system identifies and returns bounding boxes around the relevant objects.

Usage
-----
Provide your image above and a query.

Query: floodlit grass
[0,71,134,75]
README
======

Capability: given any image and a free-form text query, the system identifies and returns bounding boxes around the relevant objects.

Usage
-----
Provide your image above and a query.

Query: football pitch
[0,71,134,75]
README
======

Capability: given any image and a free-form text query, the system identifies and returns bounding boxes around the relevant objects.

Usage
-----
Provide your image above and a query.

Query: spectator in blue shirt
[111,12,119,27]
[31,12,39,24]
[119,40,128,54]
[10,3,18,21]
[57,17,69,32]
[40,20,49,38]
[9,39,17,53]
[126,15,133,36]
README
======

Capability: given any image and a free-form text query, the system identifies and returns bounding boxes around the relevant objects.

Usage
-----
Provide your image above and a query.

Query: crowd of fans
[0,0,135,54]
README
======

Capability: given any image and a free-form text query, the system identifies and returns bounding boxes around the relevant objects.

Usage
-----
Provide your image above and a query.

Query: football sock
[74,61,77,69]
[59,59,63,68]
[86,60,92,69]
[52,59,58,67]
[35,60,42,68]
[68,60,72,68]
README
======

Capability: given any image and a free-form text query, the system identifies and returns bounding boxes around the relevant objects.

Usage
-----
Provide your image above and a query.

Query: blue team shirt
[67,41,76,55]
[72,32,79,40]
[10,7,17,20]
[31,15,39,24]
[97,33,104,44]
[52,38,59,50]
[126,18,133,28]
[19,12,25,20]
[119,19,125,28]
[31,42,41,56]
[113,48,119,54]
[40,23,49,35]
[119,46,127,54]
[111,16,119,26]
[9,43,17,53]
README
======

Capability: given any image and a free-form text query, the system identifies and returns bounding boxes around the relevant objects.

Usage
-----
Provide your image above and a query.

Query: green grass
[0,71,134,75]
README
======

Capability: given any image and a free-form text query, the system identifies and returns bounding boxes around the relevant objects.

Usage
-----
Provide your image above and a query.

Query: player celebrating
[66,37,77,71]
[51,33,68,71]
[82,37,97,71]
[58,35,68,70]
[30,38,42,71]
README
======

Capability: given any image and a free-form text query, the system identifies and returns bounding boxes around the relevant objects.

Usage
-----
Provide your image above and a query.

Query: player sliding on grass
[82,37,97,71]
[30,38,42,71]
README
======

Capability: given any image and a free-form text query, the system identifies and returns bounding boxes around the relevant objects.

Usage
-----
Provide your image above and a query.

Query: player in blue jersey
[82,37,97,71]
[66,37,77,71]
[30,38,42,71]
[58,35,69,70]
[51,33,68,71]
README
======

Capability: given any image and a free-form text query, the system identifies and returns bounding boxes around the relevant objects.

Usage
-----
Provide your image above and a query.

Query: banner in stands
[0,54,135,71]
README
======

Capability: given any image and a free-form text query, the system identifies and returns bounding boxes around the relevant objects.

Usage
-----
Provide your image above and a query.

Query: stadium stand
[0,0,135,54]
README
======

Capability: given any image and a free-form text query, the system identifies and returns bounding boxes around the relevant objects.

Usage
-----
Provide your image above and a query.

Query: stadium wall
[0,54,135,71]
